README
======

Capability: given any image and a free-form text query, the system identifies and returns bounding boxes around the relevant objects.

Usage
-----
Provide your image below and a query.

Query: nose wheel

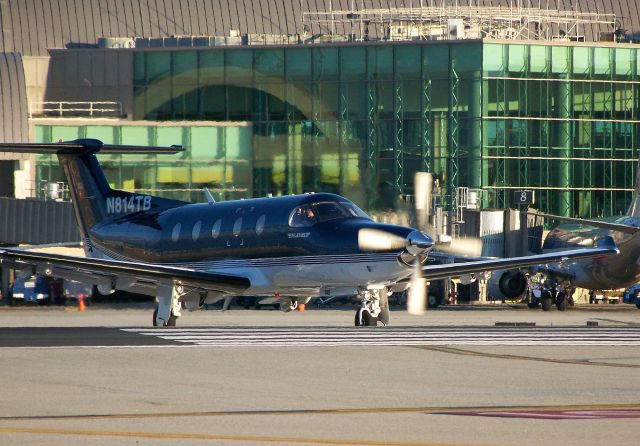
[354,288,389,327]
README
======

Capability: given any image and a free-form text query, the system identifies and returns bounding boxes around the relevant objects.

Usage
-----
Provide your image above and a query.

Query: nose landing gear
[354,288,390,327]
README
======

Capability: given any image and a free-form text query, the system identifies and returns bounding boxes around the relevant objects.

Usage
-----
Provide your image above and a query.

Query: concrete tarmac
[1,304,640,445]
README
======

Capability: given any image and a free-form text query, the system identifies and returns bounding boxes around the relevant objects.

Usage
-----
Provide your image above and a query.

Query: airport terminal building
[2,0,640,220]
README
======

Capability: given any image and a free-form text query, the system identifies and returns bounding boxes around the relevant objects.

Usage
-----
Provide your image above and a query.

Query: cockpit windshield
[289,201,371,227]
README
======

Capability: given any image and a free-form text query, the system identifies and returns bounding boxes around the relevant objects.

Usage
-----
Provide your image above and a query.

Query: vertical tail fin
[627,158,640,217]
[0,139,185,253]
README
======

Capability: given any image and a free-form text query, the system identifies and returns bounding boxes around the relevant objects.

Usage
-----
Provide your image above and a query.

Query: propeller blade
[358,228,407,252]
[436,237,483,257]
[414,172,433,230]
[407,273,427,315]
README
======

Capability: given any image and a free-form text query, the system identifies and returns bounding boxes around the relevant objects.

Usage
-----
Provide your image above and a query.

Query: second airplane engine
[487,270,528,300]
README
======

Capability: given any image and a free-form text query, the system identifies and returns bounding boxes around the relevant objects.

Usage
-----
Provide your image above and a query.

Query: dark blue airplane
[0,140,618,326]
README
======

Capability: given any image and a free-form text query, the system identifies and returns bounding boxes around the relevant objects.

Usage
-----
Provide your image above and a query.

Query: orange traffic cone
[297,303,305,312]
[78,294,86,312]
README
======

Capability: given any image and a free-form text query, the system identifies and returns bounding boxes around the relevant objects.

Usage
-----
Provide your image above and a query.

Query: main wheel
[556,294,567,312]
[354,309,377,326]
[636,303,640,310]
[541,292,553,311]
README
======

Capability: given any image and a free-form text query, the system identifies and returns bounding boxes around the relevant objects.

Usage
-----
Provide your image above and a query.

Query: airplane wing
[422,236,618,281]
[0,248,250,294]
[527,212,640,235]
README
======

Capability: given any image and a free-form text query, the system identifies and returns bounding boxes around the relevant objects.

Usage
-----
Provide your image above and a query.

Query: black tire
[362,310,377,326]
[636,303,640,310]
[355,309,377,326]
[556,295,567,312]
[152,306,159,326]
[541,293,553,311]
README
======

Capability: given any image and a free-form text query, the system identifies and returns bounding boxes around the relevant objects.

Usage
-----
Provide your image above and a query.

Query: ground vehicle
[10,276,62,305]
[623,284,640,309]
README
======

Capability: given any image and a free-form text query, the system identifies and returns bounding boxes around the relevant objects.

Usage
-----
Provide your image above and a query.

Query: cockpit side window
[289,205,317,227]
[311,201,350,222]
[340,201,371,219]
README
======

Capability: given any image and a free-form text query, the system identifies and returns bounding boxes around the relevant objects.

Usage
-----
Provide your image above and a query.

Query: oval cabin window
[211,219,222,239]
[171,223,182,242]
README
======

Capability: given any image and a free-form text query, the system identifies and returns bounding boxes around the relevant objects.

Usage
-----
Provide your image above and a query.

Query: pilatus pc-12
[0,140,618,326]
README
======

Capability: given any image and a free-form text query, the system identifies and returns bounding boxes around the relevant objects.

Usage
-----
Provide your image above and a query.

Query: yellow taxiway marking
[2,403,640,422]
[417,345,640,368]
[0,426,480,446]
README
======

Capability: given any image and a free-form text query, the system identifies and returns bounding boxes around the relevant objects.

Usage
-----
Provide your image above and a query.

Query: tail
[0,139,185,254]
[628,158,640,217]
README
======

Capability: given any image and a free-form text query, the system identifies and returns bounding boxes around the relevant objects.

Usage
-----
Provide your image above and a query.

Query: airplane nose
[406,230,434,256]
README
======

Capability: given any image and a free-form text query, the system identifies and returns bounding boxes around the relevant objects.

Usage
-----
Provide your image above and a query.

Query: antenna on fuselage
[203,187,215,204]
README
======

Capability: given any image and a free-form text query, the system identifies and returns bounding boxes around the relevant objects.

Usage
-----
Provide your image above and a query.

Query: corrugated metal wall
[0,198,79,244]
[0,1,638,57]
[0,53,28,143]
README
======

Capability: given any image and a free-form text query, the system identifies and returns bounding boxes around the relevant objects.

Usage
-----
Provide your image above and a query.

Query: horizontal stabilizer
[0,139,183,155]
[527,212,639,235]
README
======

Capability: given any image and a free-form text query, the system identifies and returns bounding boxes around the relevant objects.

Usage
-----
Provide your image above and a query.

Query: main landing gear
[153,282,183,327]
[354,288,390,327]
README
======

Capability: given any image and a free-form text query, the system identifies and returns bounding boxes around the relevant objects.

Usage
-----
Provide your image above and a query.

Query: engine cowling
[487,270,528,300]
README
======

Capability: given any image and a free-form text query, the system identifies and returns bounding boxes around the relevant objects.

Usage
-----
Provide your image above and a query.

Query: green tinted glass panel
[133,53,145,84]
[225,49,253,84]
[340,46,366,81]
[172,51,197,84]
[593,47,611,75]
[146,52,171,83]
[50,126,80,142]
[120,126,150,146]
[551,46,569,74]
[615,48,633,76]
[225,126,252,159]
[200,51,225,84]
[313,47,339,81]
[254,48,285,81]
[573,47,590,74]
[190,127,219,159]
[286,48,311,81]
[85,126,114,143]
[482,44,503,74]
[508,45,526,73]
[423,44,449,77]
[157,127,184,147]
[395,45,421,80]
[452,43,481,72]
[369,46,393,80]
[529,45,548,73]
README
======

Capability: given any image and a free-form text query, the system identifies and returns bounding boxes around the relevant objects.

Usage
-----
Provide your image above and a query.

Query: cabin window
[211,219,222,238]
[256,215,266,235]
[171,223,182,242]
[192,221,202,241]
[289,205,317,227]
[233,217,243,236]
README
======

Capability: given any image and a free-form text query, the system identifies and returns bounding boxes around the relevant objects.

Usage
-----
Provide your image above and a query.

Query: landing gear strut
[154,282,183,327]
[354,288,390,327]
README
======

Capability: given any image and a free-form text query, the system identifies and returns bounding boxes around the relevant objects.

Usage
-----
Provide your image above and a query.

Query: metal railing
[29,101,123,118]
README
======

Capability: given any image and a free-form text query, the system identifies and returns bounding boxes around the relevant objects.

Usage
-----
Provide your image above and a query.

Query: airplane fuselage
[543,216,640,290]
[87,193,416,296]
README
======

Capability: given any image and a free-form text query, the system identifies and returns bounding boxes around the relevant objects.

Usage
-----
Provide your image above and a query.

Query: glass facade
[35,123,252,202]
[133,42,483,211]
[39,41,640,218]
